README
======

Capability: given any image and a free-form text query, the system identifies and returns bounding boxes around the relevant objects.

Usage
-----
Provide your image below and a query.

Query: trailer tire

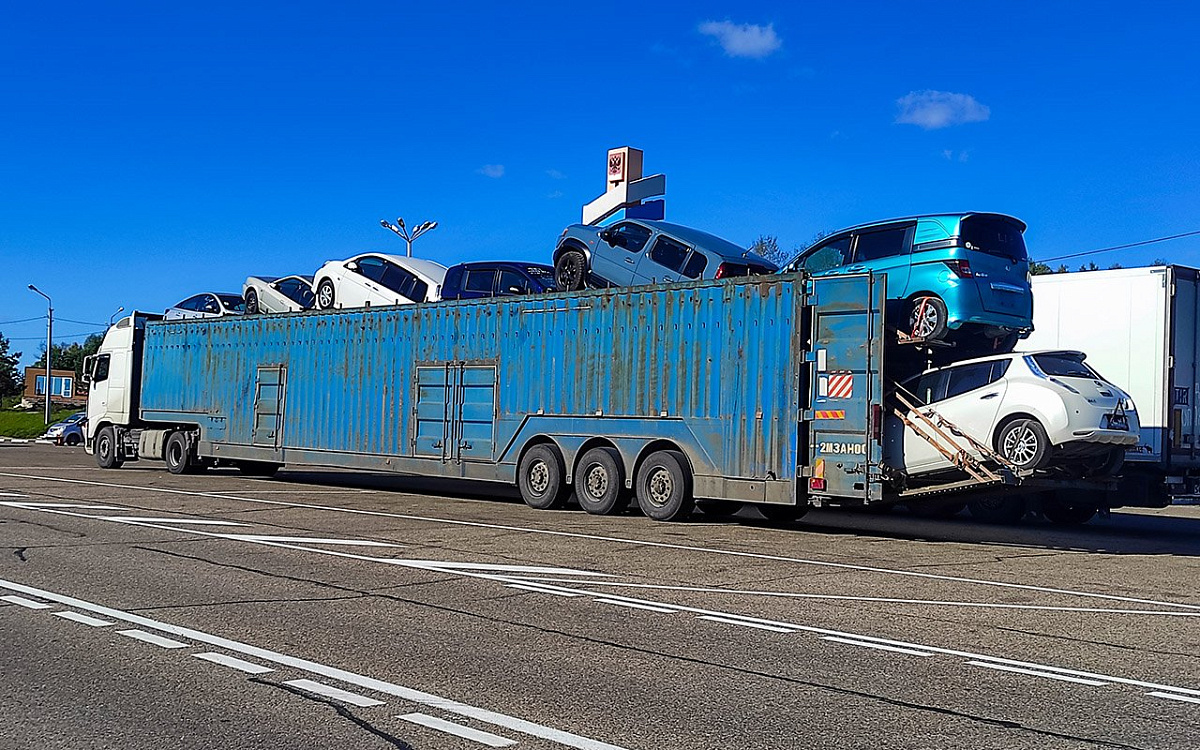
[1041,491,1098,525]
[518,444,570,510]
[967,496,1027,524]
[757,503,808,523]
[554,249,588,292]
[635,450,694,522]
[996,418,1050,471]
[316,278,336,310]
[238,461,281,478]
[95,426,123,469]
[165,431,199,475]
[574,447,626,515]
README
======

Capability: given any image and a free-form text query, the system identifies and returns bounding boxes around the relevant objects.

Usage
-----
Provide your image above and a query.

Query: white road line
[594,598,676,613]
[194,652,274,675]
[224,535,402,547]
[1,594,52,609]
[99,517,250,526]
[0,578,631,750]
[118,629,190,649]
[0,492,26,497]
[821,636,934,656]
[53,611,113,627]
[1147,691,1200,705]
[966,661,1109,686]
[7,471,1196,613]
[397,713,517,747]
[698,615,796,633]
[2,502,125,510]
[506,584,581,597]
[284,679,384,707]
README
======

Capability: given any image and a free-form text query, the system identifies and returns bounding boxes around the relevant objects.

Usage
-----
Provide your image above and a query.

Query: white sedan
[243,275,315,314]
[885,350,1138,478]
[164,292,245,320]
[313,253,447,310]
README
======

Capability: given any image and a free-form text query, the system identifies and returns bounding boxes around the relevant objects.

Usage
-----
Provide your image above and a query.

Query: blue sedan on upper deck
[784,212,1033,351]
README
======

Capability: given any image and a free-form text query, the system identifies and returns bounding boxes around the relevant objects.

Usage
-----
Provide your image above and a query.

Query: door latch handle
[980,392,999,400]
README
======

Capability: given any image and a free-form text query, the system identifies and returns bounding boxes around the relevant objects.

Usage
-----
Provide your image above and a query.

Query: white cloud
[698,20,781,59]
[477,164,505,179]
[896,90,990,130]
[545,169,566,180]
[546,190,563,199]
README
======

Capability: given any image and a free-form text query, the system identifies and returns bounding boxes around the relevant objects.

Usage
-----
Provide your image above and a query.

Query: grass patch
[0,408,81,438]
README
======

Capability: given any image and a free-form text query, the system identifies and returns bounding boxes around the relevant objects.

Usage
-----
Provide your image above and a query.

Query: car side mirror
[598,229,615,245]
[345,261,359,272]
[507,285,525,295]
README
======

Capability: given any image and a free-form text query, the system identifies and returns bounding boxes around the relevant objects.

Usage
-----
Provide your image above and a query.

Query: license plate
[1108,414,1128,430]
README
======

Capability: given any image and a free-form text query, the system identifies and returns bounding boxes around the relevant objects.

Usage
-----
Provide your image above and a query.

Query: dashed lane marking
[1,594,52,609]
[594,598,677,614]
[0,492,26,497]
[118,629,190,649]
[506,584,581,597]
[397,712,517,747]
[821,636,934,657]
[5,502,123,509]
[285,678,384,707]
[194,652,274,675]
[1148,691,1200,705]
[698,615,796,634]
[53,611,113,627]
[99,516,251,526]
[224,535,402,547]
[0,578,631,750]
[966,661,1109,686]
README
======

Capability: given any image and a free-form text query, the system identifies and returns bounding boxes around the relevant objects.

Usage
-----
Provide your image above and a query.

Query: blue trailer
[84,273,887,520]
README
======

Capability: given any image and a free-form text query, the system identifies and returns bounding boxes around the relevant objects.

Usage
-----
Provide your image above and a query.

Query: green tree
[1078,261,1100,272]
[749,234,793,266]
[0,332,21,397]
[31,334,103,384]
[1030,260,1054,275]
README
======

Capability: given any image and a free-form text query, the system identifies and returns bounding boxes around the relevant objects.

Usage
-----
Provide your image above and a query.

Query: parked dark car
[42,412,86,446]
[441,261,557,300]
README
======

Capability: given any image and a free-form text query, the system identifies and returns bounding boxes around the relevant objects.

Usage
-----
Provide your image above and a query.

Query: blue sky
[2,1,1198,366]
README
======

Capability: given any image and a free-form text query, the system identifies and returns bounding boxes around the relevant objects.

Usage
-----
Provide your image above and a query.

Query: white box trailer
[1026,265,1200,498]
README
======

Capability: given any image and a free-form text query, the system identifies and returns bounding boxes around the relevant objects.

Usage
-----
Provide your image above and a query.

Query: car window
[201,295,220,313]
[908,371,947,405]
[279,279,314,306]
[217,294,245,312]
[961,216,1028,262]
[499,270,529,294]
[853,226,911,262]
[381,263,417,297]
[681,252,708,279]
[801,236,852,273]
[356,256,387,282]
[1031,353,1098,378]
[609,223,653,253]
[179,295,203,311]
[92,354,110,384]
[944,362,996,400]
[648,235,689,273]
[465,269,497,293]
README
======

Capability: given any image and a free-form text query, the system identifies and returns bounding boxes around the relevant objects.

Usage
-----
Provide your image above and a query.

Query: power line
[1041,229,1200,263]
[0,316,46,325]
[56,317,107,326]
[8,330,105,342]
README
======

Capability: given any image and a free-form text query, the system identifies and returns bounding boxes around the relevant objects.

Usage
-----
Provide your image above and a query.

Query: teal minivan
[785,213,1033,349]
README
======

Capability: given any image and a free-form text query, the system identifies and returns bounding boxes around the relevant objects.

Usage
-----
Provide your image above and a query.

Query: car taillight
[715,263,728,279]
[944,259,973,278]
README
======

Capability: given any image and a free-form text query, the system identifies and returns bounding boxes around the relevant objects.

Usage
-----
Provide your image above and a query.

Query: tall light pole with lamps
[27,284,53,426]
[380,217,438,257]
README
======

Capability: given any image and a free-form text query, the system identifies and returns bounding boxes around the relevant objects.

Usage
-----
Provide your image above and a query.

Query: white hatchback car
[243,275,315,314]
[164,292,246,320]
[885,350,1138,478]
[313,253,447,310]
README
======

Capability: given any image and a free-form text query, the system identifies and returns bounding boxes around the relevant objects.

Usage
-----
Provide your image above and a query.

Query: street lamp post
[380,217,438,257]
[109,306,125,326]
[27,285,52,426]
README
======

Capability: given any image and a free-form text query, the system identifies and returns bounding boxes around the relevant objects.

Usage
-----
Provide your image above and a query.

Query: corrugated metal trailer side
[138,273,885,506]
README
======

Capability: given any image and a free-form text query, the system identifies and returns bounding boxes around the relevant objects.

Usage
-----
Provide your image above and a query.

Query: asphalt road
[1,443,1198,749]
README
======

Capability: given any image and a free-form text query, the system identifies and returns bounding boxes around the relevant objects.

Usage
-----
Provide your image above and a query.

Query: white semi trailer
[1026,265,1200,499]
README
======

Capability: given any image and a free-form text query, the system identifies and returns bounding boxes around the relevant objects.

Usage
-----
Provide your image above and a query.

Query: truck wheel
[245,289,260,315]
[554,249,587,292]
[635,450,694,522]
[908,295,948,340]
[574,447,626,515]
[95,426,123,469]
[1042,500,1097,525]
[518,444,570,510]
[165,431,199,475]
[757,503,808,523]
[996,418,1050,471]
[238,461,281,478]
[967,496,1027,524]
[316,278,336,310]
[65,434,82,447]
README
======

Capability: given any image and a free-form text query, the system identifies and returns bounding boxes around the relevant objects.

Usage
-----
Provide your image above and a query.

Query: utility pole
[27,284,53,425]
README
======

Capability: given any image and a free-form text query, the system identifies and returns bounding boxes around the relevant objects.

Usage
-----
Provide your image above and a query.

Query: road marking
[1,502,124,509]
[99,517,250,526]
[6,470,1196,614]
[1147,691,1200,705]
[224,535,402,547]
[194,652,274,675]
[966,661,1109,686]
[698,615,796,633]
[594,598,676,613]
[397,713,517,747]
[821,636,934,656]
[0,492,26,497]
[506,584,581,597]
[1,594,52,609]
[118,629,190,649]
[0,578,631,750]
[285,678,384,707]
[53,611,113,627]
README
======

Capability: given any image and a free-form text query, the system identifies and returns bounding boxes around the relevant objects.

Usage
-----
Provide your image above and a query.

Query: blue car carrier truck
[84,273,893,521]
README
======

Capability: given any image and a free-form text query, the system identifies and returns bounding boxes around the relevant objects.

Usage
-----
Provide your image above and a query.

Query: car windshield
[217,294,246,312]
[1031,353,1100,379]
[960,216,1028,262]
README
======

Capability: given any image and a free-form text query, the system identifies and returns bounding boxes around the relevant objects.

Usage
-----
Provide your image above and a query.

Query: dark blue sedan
[441,261,556,300]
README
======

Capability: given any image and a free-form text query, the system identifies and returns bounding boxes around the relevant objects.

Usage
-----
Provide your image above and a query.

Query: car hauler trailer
[84,273,893,520]
[1026,265,1200,501]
